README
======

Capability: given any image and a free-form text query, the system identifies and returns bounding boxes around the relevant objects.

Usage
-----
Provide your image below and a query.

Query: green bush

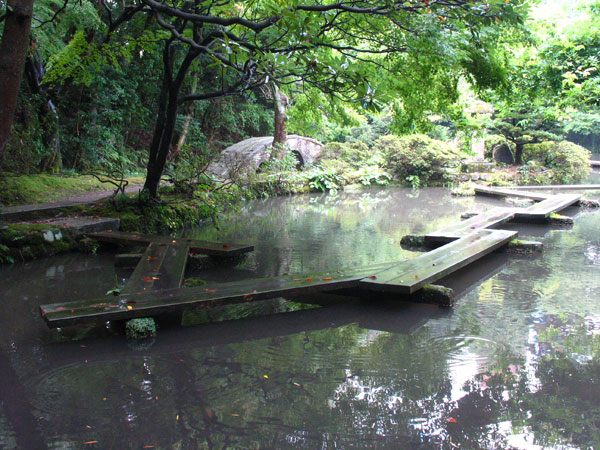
[318,141,372,169]
[375,134,462,185]
[523,140,591,183]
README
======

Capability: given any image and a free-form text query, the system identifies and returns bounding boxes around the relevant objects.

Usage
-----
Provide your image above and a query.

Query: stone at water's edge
[493,144,515,164]
[506,240,543,254]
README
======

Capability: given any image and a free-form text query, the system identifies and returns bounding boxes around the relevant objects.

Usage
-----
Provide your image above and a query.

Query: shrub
[318,141,372,169]
[375,134,462,185]
[523,140,591,183]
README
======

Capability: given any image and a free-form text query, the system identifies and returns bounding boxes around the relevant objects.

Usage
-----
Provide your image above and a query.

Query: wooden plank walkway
[40,183,591,330]
[40,262,396,328]
[513,194,580,223]
[88,230,253,257]
[121,242,189,294]
[474,185,550,201]
[360,229,517,295]
[501,184,600,191]
[425,207,516,244]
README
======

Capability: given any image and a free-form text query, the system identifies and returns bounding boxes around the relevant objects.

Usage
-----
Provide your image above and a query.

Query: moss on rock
[125,318,157,339]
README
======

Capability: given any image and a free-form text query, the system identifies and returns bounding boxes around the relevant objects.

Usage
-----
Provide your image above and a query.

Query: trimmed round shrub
[374,134,462,185]
[318,141,371,169]
[523,140,591,183]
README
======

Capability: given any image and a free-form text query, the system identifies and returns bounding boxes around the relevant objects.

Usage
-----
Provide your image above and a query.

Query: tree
[130,0,528,198]
[490,109,561,164]
[0,0,35,169]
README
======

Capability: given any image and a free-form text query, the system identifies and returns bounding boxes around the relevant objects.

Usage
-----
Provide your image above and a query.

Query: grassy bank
[0,173,145,206]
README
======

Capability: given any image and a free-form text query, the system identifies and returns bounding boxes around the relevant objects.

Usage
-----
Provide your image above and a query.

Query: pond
[1,185,599,449]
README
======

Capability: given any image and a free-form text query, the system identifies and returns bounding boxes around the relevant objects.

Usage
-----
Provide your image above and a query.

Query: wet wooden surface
[501,184,600,191]
[121,242,189,294]
[425,207,516,244]
[40,262,396,328]
[474,185,550,201]
[88,230,253,256]
[513,194,580,222]
[360,229,518,295]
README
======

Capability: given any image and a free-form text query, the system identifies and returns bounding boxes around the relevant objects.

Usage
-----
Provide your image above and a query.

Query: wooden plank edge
[40,277,366,328]
[361,230,518,294]
[87,231,254,256]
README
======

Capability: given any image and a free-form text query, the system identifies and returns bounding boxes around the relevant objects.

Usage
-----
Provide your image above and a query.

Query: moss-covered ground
[0,173,145,206]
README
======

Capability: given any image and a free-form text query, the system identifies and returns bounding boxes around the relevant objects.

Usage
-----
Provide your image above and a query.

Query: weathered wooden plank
[40,262,396,328]
[87,230,253,257]
[512,194,580,223]
[591,160,600,167]
[121,243,189,294]
[500,184,600,191]
[121,243,169,294]
[360,229,518,295]
[425,207,516,244]
[474,185,550,201]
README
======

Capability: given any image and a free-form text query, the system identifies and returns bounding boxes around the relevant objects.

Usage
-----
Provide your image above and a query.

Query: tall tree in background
[0,0,34,169]
[135,0,528,198]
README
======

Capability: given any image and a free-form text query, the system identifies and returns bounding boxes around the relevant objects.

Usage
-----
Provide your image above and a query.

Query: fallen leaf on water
[323,277,332,281]
[446,417,457,423]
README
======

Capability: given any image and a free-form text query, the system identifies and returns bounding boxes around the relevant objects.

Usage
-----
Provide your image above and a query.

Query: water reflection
[0,187,599,448]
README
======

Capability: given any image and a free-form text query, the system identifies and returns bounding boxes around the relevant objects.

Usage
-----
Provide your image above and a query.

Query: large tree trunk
[271,83,288,158]
[0,0,34,169]
[143,43,197,198]
[515,143,524,165]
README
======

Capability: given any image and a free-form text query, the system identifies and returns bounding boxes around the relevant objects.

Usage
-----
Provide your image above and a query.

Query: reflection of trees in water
[186,188,478,278]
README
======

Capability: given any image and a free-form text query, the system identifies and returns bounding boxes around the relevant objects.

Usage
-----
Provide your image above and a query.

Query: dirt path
[0,184,143,221]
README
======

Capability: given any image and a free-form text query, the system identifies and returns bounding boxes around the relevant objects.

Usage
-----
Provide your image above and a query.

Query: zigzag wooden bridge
[39,186,599,329]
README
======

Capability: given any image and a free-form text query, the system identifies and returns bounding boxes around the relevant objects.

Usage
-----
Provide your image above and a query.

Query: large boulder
[208,135,323,179]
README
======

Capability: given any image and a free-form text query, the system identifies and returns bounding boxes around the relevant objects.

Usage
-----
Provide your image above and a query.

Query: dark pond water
[1,186,600,449]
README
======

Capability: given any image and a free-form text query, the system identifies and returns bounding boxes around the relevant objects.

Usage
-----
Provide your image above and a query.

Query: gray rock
[492,144,514,164]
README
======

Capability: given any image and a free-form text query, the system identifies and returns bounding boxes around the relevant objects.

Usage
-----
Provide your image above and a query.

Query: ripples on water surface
[1,186,600,449]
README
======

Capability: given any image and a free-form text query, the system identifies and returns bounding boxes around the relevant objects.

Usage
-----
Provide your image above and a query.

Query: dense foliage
[376,134,462,186]
[523,140,591,183]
